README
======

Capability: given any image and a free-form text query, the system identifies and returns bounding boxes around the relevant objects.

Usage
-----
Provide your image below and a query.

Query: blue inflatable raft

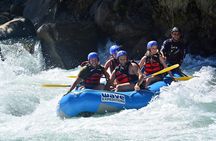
[57,73,181,117]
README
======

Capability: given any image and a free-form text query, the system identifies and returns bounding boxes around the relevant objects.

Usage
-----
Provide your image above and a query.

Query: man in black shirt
[160,27,186,66]
[160,27,187,75]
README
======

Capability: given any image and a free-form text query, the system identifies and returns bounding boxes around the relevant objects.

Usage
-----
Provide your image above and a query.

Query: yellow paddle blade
[68,75,106,78]
[152,64,180,77]
[42,84,71,88]
[67,76,77,78]
[175,76,193,81]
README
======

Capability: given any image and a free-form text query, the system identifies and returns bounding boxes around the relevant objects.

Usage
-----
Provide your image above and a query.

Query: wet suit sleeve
[178,42,187,64]
[182,42,187,59]
[160,40,169,57]
[78,66,89,79]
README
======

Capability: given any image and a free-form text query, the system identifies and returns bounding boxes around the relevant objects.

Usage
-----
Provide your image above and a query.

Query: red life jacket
[109,57,119,72]
[83,65,104,86]
[144,53,163,75]
[114,61,138,84]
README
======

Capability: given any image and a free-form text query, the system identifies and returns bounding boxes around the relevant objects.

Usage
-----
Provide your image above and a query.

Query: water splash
[0,39,216,141]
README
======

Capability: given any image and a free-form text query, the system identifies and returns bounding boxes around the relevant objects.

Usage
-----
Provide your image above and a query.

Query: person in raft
[104,45,121,74]
[66,52,111,94]
[160,27,186,75]
[139,41,175,88]
[110,50,144,92]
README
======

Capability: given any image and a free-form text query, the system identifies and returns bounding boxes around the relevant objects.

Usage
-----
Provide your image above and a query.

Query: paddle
[42,84,71,88]
[175,76,196,81]
[68,75,77,78]
[149,64,179,77]
[42,64,180,88]
[68,64,180,79]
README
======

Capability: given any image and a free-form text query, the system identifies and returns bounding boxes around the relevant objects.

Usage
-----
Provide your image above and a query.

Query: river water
[0,41,216,141]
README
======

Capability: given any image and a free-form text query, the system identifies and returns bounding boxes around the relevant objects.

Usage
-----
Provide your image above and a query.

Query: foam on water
[0,41,216,141]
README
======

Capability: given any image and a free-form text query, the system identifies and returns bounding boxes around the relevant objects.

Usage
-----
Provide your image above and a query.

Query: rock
[0,0,11,13]
[0,12,11,25]
[0,17,36,40]
[23,0,58,28]
[153,0,216,56]
[20,0,216,68]
[37,23,64,68]
[37,22,100,69]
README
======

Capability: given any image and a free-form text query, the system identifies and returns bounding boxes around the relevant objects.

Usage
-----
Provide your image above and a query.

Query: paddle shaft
[43,64,180,88]
[42,84,71,87]
[68,64,180,78]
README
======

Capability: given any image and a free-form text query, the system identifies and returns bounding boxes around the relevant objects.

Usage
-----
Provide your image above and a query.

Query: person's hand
[162,56,166,61]
[134,84,140,91]
[171,77,177,82]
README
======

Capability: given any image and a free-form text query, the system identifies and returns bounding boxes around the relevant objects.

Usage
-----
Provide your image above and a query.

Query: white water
[0,41,216,141]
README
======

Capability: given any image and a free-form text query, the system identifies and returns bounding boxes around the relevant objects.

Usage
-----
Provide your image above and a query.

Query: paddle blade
[42,84,71,88]
[175,76,193,81]
[67,76,77,78]
[68,75,106,78]
[152,64,179,76]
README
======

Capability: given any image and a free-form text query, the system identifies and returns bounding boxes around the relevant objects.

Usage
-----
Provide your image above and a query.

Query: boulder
[0,17,36,40]
[37,22,100,69]
[21,0,216,68]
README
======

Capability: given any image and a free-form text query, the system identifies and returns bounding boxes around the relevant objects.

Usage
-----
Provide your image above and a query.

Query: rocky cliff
[1,0,216,68]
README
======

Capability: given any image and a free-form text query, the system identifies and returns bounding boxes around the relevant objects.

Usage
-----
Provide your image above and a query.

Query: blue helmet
[116,50,127,58]
[109,45,121,55]
[87,52,99,60]
[147,41,158,49]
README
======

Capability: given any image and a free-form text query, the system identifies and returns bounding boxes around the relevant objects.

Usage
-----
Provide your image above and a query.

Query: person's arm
[66,77,83,94]
[131,63,144,91]
[103,69,110,82]
[104,59,112,75]
[138,56,145,69]
[159,56,175,79]
[103,69,111,90]
[104,60,111,70]
[179,43,187,64]
[80,61,89,67]
[66,66,88,93]
[109,70,116,87]
[160,40,168,60]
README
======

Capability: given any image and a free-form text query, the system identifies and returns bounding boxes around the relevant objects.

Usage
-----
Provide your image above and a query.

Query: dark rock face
[0,0,35,40]
[0,0,11,13]
[94,0,154,59]
[1,0,216,69]
[37,22,100,69]
[0,17,36,40]
[24,0,102,69]
[153,0,216,56]
[0,12,11,25]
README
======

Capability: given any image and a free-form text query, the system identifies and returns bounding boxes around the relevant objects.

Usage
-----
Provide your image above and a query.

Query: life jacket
[83,64,104,86]
[114,61,138,84]
[144,53,163,75]
[109,57,119,72]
